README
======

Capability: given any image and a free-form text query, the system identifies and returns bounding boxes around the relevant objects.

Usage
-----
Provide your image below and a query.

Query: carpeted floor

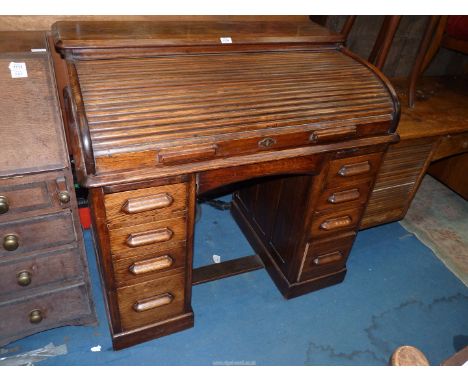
[400,175,468,286]
[1,193,467,366]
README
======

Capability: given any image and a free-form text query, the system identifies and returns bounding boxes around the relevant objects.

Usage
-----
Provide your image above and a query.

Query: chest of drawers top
[52,19,400,188]
[0,34,68,177]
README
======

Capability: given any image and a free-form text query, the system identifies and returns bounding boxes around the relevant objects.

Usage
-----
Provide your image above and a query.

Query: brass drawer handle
[319,216,352,231]
[128,255,174,275]
[17,270,32,286]
[0,195,9,214]
[3,234,19,251]
[258,137,277,148]
[122,193,174,214]
[58,191,70,204]
[29,309,43,324]
[133,293,174,312]
[313,251,344,265]
[327,189,360,204]
[338,161,371,177]
[309,126,357,143]
[126,228,173,248]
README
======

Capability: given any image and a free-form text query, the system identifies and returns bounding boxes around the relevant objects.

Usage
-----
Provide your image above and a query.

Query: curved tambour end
[63,63,96,182]
[341,47,401,137]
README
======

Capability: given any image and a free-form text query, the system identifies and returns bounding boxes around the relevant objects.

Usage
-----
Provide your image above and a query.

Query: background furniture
[361,76,468,228]
[409,16,468,107]
[0,31,96,346]
[51,18,399,350]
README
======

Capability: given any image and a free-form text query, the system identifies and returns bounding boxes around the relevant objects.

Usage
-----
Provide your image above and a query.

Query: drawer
[113,245,186,287]
[95,124,391,173]
[299,232,356,281]
[315,180,373,212]
[0,211,77,257]
[311,207,363,238]
[0,283,92,343]
[0,171,72,223]
[117,271,186,332]
[104,182,188,229]
[0,247,82,296]
[108,216,187,260]
[325,152,383,188]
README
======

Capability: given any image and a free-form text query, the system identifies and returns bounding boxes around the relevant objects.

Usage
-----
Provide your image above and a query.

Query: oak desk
[51,18,400,350]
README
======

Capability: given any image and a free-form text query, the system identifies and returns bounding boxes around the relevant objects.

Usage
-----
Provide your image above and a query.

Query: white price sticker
[220,37,232,44]
[8,62,28,78]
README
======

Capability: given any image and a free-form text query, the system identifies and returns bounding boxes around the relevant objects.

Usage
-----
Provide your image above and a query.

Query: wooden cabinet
[51,18,399,350]
[0,32,96,346]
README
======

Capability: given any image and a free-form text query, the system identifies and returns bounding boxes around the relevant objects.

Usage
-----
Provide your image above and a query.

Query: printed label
[220,37,232,44]
[8,62,28,78]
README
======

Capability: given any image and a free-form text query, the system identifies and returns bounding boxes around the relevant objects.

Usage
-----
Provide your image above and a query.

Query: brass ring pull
[29,309,43,324]
[0,195,9,214]
[3,234,19,251]
[17,270,32,286]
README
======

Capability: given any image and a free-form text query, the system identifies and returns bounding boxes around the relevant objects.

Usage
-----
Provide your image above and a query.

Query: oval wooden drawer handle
[327,188,360,204]
[338,161,371,177]
[313,250,344,265]
[126,228,173,248]
[319,216,352,231]
[310,125,357,143]
[128,255,174,275]
[122,193,173,214]
[133,293,174,312]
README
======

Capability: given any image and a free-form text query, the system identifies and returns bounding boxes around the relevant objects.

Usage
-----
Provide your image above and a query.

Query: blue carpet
[2,199,467,365]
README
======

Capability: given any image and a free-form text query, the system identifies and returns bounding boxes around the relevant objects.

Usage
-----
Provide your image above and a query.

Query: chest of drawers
[0,32,96,346]
[51,17,399,350]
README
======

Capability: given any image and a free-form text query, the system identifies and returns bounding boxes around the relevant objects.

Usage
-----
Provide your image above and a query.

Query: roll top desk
[51,18,400,350]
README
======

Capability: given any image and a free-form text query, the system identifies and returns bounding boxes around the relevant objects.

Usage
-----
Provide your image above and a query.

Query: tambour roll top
[52,18,399,187]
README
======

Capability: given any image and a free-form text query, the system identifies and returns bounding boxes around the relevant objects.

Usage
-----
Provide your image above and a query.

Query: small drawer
[104,182,188,229]
[311,207,363,238]
[108,216,187,260]
[0,283,92,344]
[299,232,356,281]
[325,152,383,188]
[117,271,186,332]
[0,211,77,256]
[0,171,72,223]
[315,180,373,212]
[113,245,186,287]
[0,247,82,296]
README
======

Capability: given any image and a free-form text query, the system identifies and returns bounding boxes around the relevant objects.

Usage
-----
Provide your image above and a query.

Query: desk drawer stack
[233,146,385,298]
[88,177,195,349]
[0,32,96,346]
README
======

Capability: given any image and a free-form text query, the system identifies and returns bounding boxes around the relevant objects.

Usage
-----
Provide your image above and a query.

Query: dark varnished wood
[192,255,264,285]
[0,31,96,346]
